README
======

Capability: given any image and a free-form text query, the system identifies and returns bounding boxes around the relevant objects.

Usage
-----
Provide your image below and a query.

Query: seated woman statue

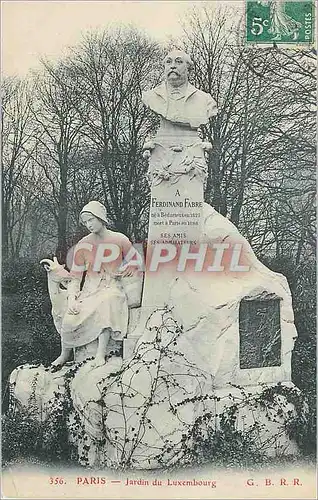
[50,201,136,369]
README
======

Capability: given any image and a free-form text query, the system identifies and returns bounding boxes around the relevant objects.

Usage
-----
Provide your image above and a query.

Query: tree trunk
[56,167,68,263]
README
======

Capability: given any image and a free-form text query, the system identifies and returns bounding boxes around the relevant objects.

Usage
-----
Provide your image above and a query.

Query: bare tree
[2,77,37,259]
[30,61,85,261]
[66,27,162,238]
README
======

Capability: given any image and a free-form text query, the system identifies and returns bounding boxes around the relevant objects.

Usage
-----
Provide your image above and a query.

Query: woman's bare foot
[51,353,70,367]
[93,354,106,367]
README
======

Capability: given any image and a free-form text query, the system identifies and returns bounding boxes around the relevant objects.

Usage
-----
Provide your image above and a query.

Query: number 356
[49,477,65,485]
[251,17,269,36]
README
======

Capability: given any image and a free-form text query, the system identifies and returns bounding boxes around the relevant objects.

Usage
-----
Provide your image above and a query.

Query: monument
[9,50,303,469]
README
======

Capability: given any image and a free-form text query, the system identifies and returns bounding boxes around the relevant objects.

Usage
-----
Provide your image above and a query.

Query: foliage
[2,365,79,466]
[2,259,60,409]
[258,383,315,456]
[174,382,314,469]
[260,254,316,441]
[177,407,266,468]
[2,407,45,465]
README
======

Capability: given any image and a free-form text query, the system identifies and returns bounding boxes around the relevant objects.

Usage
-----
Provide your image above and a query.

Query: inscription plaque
[239,297,281,369]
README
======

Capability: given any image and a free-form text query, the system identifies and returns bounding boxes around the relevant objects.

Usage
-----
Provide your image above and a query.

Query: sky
[1,0,207,76]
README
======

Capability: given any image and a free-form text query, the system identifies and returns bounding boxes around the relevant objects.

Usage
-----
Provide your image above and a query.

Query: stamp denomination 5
[246,0,314,45]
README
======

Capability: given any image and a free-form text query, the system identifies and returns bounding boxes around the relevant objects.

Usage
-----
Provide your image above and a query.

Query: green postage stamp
[246,0,315,44]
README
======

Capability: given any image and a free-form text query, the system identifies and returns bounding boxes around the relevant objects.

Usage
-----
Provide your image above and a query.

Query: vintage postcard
[1,0,317,498]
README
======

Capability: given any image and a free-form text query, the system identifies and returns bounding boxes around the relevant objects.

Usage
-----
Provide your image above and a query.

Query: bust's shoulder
[142,82,166,105]
[190,84,213,100]
[189,85,217,117]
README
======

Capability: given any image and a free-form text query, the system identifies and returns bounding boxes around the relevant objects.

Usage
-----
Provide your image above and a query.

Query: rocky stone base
[9,325,303,469]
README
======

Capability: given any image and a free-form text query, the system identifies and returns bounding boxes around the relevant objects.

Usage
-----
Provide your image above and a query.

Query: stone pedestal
[132,120,209,338]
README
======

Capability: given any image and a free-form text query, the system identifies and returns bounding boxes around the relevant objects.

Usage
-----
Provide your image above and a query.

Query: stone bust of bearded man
[142,49,217,129]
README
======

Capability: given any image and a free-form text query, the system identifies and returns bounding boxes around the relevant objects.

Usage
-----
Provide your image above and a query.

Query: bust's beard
[166,74,188,88]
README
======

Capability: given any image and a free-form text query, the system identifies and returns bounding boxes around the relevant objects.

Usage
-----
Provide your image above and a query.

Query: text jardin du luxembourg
[124,477,217,487]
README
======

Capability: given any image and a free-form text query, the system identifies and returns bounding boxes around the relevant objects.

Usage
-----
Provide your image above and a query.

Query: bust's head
[164,50,193,87]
